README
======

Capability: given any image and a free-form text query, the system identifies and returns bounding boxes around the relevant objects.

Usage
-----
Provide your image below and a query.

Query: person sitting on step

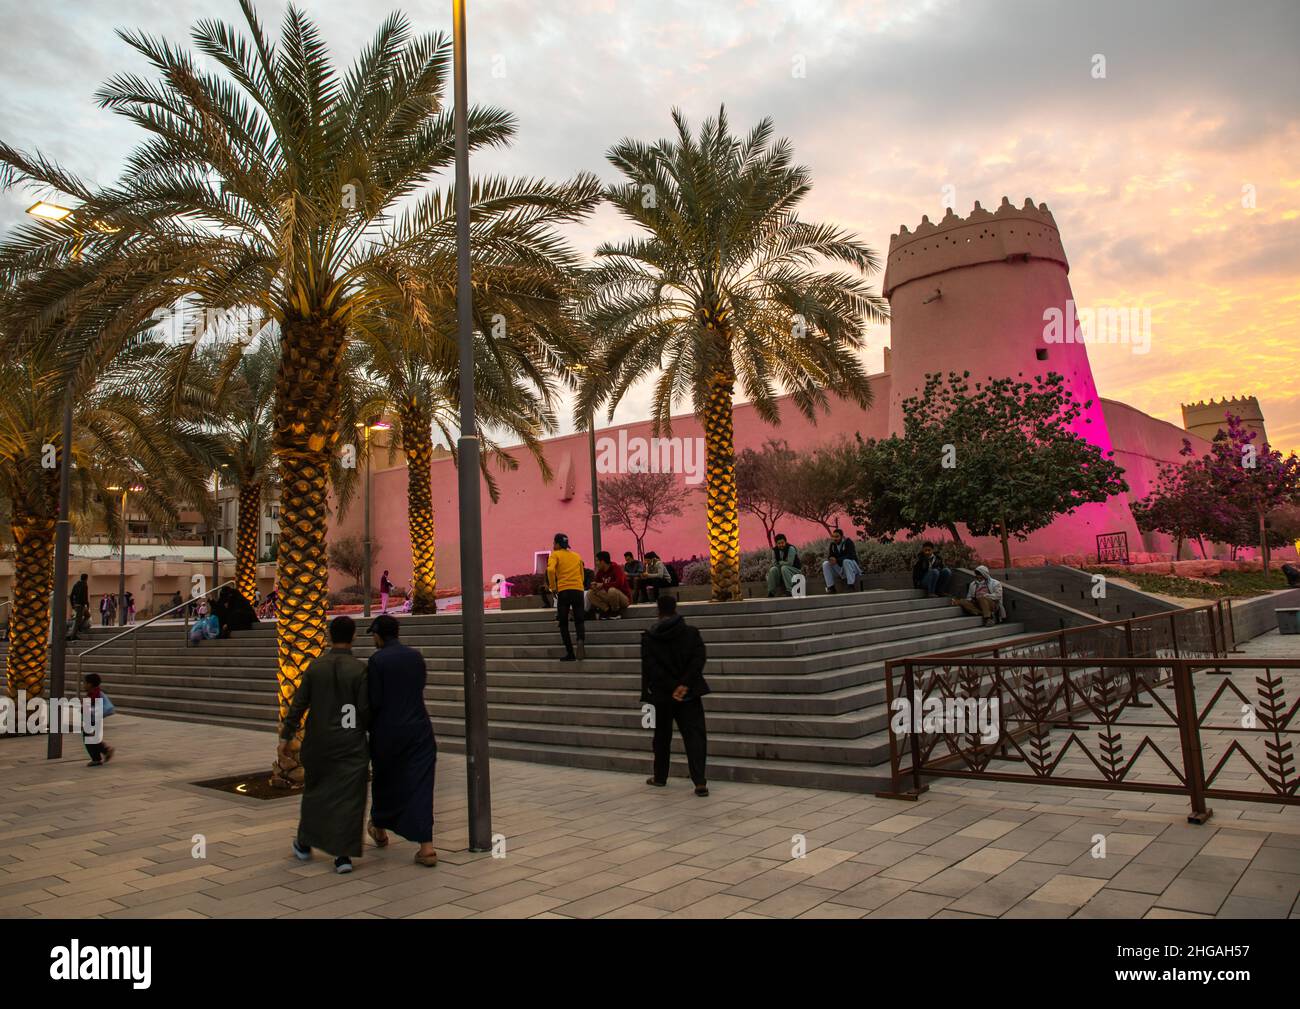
[912,542,953,597]
[822,528,861,593]
[952,565,1003,625]
[766,534,802,597]
[589,551,631,619]
[633,551,672,603]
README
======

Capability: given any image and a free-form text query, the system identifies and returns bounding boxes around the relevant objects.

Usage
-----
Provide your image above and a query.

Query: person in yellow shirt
[546,533,586,661]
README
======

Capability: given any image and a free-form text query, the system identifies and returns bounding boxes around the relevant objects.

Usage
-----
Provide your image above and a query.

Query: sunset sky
[2,0,1296,452]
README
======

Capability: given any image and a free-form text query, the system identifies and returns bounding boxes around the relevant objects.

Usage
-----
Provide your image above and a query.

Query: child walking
[82,673,116,767]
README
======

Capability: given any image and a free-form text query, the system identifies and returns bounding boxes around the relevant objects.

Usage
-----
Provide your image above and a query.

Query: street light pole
[587,405,601,558]
[118,488,128,626]
[453,0,492,852]
[363,424,372,619]
[46,388,73,760]
[211,472,220,595]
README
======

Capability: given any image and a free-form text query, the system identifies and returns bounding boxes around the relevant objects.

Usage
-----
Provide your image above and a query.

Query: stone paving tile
[746,883,841,918]
[1153,879,1234,916]
[867,890,953,917]
[953,847,1024,876]
[1028,874,1107,907]
[1106,862,1182,895]
[1072,888,1158,918]
[674,893,757,918]
[1216,894,1294,919]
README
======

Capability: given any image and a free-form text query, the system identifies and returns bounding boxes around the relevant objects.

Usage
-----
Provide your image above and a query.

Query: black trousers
[652,697,708,786]
[556,589,585,654]
[84,737,107,762]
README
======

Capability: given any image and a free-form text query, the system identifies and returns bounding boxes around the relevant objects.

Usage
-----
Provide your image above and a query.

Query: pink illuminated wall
[328,198,1267,591]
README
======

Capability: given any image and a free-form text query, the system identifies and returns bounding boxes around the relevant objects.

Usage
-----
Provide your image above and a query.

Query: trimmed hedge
[681,537,978,585]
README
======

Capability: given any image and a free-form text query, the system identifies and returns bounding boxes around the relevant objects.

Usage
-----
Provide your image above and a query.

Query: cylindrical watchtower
[881,196,1139,556]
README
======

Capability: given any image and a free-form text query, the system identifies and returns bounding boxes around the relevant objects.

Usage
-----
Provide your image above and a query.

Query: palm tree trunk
[403,408,437,614]
[702,374,742,601]
[270,317,346,786]
[6,515,56,700]
[235,481,261,603]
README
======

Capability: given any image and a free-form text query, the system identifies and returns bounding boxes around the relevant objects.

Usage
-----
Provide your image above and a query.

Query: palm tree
[0,279,217,698]
[350,307,562,613]
[0,3,599,779]
[579,108,888,600]
[191,333,278,602]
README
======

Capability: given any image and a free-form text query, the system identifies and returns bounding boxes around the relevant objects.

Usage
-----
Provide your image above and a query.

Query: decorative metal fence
[882,655,1299,822]
[878,602,1300,822]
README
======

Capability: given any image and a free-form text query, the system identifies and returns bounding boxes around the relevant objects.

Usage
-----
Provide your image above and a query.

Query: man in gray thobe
[279,615,371,874]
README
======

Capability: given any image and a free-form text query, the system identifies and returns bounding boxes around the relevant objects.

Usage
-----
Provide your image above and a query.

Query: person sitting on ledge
[590,551,631,619]
[212,585,258,639]
[634,551,672,603]
[1283,562,1300,588]
[953,565,1003,625]
[912,542,952,597]
[766,533,802,597]
[823,527,861,593]
[623,551,644,578]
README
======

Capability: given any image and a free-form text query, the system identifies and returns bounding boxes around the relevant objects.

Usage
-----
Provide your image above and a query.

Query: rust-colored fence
[882,655,1299,823]
[928,601,1234,664]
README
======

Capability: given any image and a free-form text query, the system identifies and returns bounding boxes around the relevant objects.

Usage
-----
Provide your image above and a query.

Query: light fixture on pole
[453,0,492,852]
[356,419,391,619]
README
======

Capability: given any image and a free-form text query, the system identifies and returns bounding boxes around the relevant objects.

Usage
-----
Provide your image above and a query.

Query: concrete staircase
[34,588,1026,792]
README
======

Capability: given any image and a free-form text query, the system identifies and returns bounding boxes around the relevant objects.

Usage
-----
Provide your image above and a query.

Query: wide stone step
[426,716,886,766]
[424,700,887,739]
[435,737,897,792]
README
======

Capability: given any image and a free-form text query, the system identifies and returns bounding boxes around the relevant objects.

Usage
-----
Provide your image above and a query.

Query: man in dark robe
[640,594,711,796]
[278,615,370,874]
[213,586,258,638]
[365,614,438,866]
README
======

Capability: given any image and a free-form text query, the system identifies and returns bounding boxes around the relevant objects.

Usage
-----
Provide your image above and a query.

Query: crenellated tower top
[1181,395,1268,445]
[882,196,1068,299]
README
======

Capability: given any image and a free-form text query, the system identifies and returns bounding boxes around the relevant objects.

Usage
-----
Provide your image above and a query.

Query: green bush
[681,537,978,584]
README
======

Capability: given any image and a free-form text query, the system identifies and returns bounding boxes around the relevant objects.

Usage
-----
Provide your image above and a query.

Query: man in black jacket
[640,594,710,796]
[912,542,952,596]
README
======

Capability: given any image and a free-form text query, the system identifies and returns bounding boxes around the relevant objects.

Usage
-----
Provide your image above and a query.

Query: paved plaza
[1,633,1296,920]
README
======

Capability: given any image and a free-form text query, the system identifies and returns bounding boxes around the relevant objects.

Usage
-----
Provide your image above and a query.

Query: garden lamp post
[356,418,391,618]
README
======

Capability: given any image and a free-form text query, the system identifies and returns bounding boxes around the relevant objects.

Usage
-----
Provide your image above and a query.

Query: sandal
[367,821,389,848]
[414,850,438,867]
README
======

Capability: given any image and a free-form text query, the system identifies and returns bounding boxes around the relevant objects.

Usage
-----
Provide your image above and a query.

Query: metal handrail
[919,600,1230,660]
[74,580,238,692]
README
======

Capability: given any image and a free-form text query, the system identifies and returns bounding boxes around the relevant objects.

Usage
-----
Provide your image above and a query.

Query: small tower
[881,197,1140,551]
[1181,396,1269,446]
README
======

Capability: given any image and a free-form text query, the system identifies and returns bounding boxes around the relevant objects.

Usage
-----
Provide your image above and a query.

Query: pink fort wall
[331,379,1208,593]
[328,197,1261,591]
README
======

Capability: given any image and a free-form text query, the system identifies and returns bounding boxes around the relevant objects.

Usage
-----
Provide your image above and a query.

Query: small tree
[1200,415,1300,573]
[591,471,692,559]
[783,439,859,534]
[328,534,382,589]
[874,371,1128,568]
[736,439,795,546]
[1132,443,1237,559]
